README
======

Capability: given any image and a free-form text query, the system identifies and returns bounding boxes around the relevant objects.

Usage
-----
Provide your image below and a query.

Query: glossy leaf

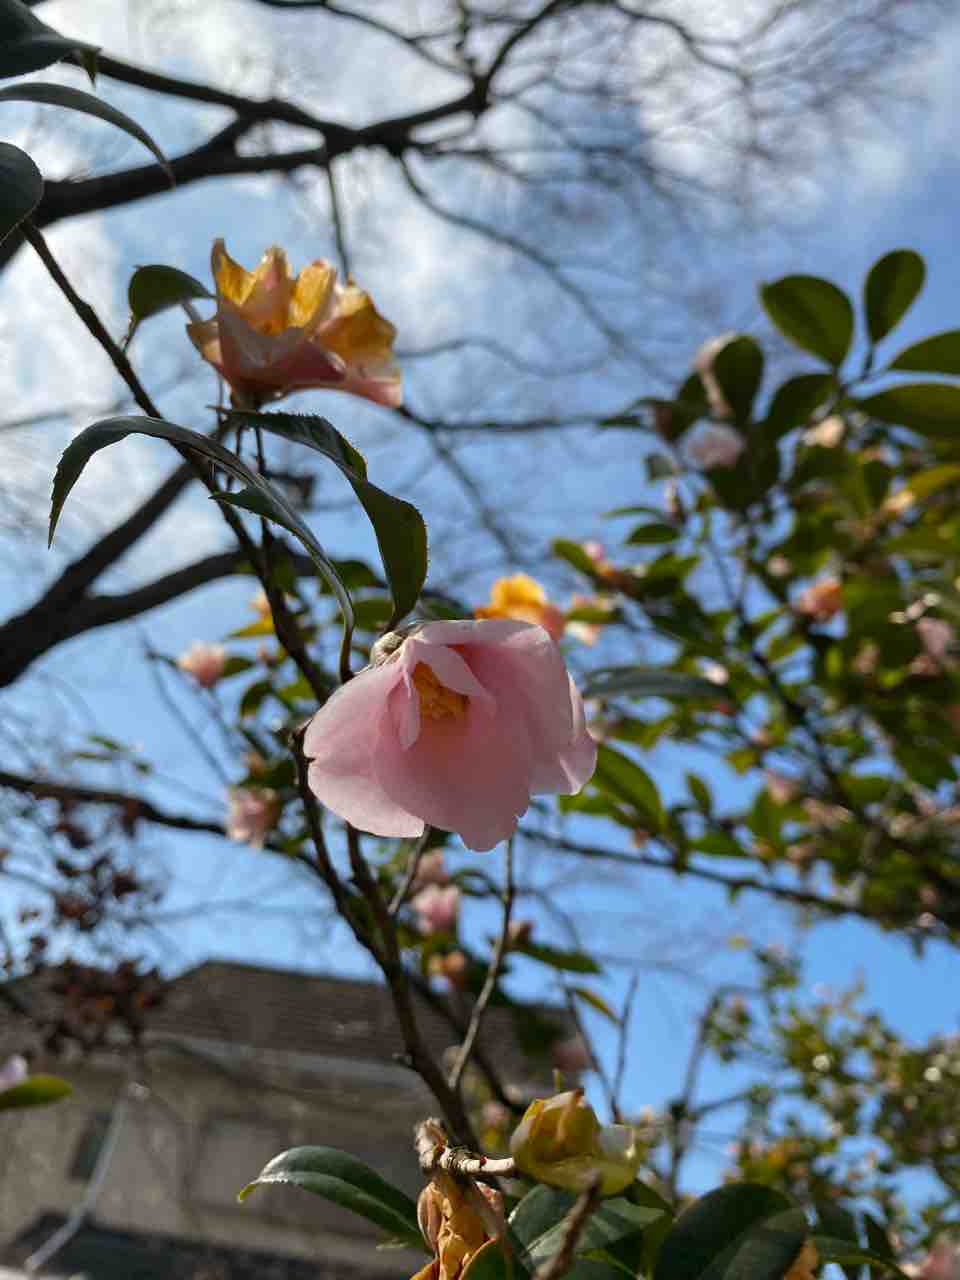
[856,384,960,436]
[527,1197,664,1266]
[0,84,169,173]
[864,250,925,344]
[0,1074,72,1110]
[554,538,604,577]
[582,667,720,701]
[764,373,833,439]
[462,1239,513,1280]
[48,415,355,635]
[238,1145,423,1248]
[712,335,764,423]
[654,1185,800,1280]
[127,265,212,341]
[760,275,854,367]
[225,411,426,627]
[813,1237,909,1279]
[0,0,98,78]
[0,141,41,243]
[593,744,663,831]
[569,985,620,1024]
[626,522,678,545]
[512,941,602,975]
[888,329,960,375]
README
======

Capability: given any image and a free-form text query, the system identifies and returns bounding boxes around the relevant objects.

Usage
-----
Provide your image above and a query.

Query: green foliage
[864,250,925,344]
[760,275,854,367]
[126,265,212,342]
[0,83,169,172]
[653,1186,803,1280]
[0,1074,72,1110]
[712,336,764,424]
[238,1145,423,1248]
[857,383,960,435]
[0,142,42,242]
[0,0,98,79]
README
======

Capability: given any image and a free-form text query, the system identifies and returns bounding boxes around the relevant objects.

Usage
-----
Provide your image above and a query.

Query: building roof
[4,1213,383,1280]
[1,960,570,1084]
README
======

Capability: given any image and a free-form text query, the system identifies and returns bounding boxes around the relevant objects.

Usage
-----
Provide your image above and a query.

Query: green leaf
[528,1198,664,1266]
[654,1186,800,1280]
[0,141,41,243]
[856,384,960,436]
[712,335,764,423]
[511,1186,577,1248]
[760,275,854,368]
[462,1239,512,1280]
[238,1145,423,1249]
[48,415,356,636]
[225,412,426,627]
[812,1238,909,1279]
[554,538,603,577]
[512,942,601,975]
[864,250,925,344]
[593,744,663,831]
[0,0,99,78]
[569,985,620,1024]
[0,84,169,174]
[626,523,678,546]
[888,330,960,375]
[0,1074,72,1110]
[764,374,833,439]
[582,668,720,701]
[862,1215,895,1263]
[126,265,212,342]
[686,773,712,815]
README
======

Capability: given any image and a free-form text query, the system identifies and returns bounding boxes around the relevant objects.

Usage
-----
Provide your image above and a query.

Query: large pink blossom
[303,619,597,852]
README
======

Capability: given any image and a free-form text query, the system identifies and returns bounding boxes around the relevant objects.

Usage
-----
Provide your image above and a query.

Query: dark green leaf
[812,1238,909,1279]
[510,1186,576,1248]
[48,415,355,632]
[582,668,720,701]
[127,265,212,341]
[654,1186,799,1280]
[856,384,960,436]
[0,84,169,174]
[238,1145,423,1249]
[864,250,925,344]
[626,523,678,546]
[862,1214,895,1262]
[512,941,601,975]
[686,773,712,815]
[888,330,960,375]
[528,1198,664,1266]
[569,985,620,1024]
[712,336,764,423]
[593,744,663,831]
[554,539,603,577]
[0,1074,72,1110]
[814,1202,861,1280]
[0,141,41,243]
[0,0,98,78]
[760,275,854,367]
[764,374,833,439]
[462,1239,512,1280]
[225,411,426,627]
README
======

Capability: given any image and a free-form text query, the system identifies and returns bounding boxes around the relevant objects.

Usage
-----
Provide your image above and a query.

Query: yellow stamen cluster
[413,664,468,721]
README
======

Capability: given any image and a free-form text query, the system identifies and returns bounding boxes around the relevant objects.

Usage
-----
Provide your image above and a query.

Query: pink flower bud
[177,641,227,688]
[412,884,461,935]
[226,787,280,846]
[917,617,954,663]
[303,620,596,852]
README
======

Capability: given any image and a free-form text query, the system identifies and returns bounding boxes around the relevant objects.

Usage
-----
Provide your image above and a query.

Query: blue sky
[2,0,960,1202]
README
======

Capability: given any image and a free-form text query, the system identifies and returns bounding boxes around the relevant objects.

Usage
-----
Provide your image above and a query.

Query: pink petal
[304,666,424,838]
[529,674,597,794]
[462,625,574,757]
[376,681,535,852]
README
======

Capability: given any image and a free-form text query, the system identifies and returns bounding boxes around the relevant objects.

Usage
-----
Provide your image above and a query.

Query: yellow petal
[491,574,548,611]
[322,282,398,363]
[212,239,257,307]
[290,260,336,328]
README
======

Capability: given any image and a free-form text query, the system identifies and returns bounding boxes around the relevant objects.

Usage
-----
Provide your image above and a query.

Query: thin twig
[612,973,639,1123]
[448,836,515,1090]
[389,827,435,916]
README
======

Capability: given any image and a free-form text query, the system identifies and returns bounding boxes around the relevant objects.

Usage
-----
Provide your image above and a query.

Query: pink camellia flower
[552,1034,592,1074]
[304,619,596,852]
[177,641,227,689]
[0,1054,28,1092]
[687,423,745,470]
[412,884,461,935]
[226,786,280,847]
[187,240,401,408]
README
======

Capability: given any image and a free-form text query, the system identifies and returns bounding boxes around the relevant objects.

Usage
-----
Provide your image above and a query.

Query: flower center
[412,663,468,721]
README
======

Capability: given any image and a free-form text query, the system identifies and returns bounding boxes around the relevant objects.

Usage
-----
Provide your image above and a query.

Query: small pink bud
[412,884,460,936]
[226,787,280,846]
[177,642,227,688]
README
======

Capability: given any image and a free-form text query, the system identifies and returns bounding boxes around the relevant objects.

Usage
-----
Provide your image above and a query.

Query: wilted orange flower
[475,574,565,642]
[413,1173,504,1280]
[188,240,401,407]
